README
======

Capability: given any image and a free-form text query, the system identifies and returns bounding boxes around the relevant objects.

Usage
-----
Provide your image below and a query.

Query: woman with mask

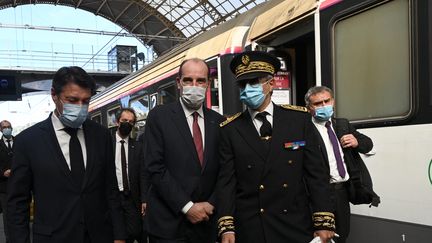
[216,51,336,243]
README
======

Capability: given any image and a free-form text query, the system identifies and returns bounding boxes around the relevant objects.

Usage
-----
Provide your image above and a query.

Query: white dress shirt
[115,133,129,191]
[2,136,13,148]
[312,118,349,183]
[51,112,87,169]
[248,102,274,135]
[179,98,206,214]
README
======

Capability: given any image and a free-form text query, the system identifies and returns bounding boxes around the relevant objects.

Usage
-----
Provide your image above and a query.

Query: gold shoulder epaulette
[281,104,308,112]
[220,112,241,127]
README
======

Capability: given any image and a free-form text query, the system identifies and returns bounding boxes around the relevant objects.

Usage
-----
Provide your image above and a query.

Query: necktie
[6,139,11,150]
[325,121,346,178]
[255,112,272,139]
[120,140,130,192]
[192,112,204,166]
[63,127,85,186]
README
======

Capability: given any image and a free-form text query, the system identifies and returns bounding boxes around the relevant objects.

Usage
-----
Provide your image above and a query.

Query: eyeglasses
[238,77,273,89]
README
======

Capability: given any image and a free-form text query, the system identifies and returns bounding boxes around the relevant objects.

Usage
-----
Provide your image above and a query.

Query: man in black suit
[0,120,14,242]
[217,51,336,243]
[304,86,374,243]
[143,58,224,243]
[7,66,126,243]
[114,108,147,243]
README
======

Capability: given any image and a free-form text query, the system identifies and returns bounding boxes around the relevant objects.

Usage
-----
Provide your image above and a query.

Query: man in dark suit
[7,66,126,243]
[0,120,14,242]
[114,108,147,243]
[305,86,374,243]
[143,58,224,243]
[217,51,336,243]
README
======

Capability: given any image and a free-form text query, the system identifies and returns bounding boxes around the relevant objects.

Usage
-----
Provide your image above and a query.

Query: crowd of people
[0,51,377,243]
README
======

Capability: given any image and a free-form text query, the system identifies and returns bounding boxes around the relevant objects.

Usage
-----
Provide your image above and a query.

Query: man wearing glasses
[217,51,336,243]
[142,58,224,243]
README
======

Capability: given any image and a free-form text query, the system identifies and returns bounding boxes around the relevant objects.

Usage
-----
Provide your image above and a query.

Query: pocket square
[284,141,306,150]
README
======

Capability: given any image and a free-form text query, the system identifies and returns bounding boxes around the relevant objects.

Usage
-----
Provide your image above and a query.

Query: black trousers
[120,192,144,243]
[148,218,216,243]
[0,192,9,242]
[331,182,351,243]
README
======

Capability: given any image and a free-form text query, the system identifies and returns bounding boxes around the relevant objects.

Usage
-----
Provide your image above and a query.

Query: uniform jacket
[7,115,127,243]
[0,135,13,193]
[143,101,224,240]
[217,104,334,243]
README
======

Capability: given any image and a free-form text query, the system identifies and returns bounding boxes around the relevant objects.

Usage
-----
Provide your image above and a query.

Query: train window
[333,0,410,122]
[91,112,102,124]
[107,105,121,128]
[159,83,177,105]
[130,95,149,121]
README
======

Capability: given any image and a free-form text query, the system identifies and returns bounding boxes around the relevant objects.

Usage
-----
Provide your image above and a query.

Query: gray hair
[304,86,334,107]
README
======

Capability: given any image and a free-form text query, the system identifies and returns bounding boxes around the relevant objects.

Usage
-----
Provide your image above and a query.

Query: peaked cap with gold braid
[230,51,281,81]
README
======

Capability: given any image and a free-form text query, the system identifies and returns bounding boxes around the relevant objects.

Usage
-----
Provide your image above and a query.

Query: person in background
[143,58,224,243]
[217,51,336,243]
[7,66,126,243]
[0,120,14,243]
[305,86,374,243]
[114,108,148,243]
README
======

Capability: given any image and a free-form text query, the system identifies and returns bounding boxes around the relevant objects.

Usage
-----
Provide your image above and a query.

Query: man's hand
[141,203,147,216]
[340,134,358,148]
[221,233,235,243]
[201,202,214,216]
[314,230,335,242]
[186,202,209,224]
[3,169,11,178]
[114,240,125,243]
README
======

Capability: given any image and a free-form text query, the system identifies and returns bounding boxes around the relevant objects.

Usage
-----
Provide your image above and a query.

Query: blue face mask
[314,105,334,121]
[2,128,12,138]
[239,83,266,109]
[59,103,89,128]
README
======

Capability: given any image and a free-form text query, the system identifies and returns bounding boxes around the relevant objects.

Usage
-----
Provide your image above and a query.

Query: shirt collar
[179,98,204,118]
[116,132,129,144]
[312,117,331,126]
[249,102,274,120]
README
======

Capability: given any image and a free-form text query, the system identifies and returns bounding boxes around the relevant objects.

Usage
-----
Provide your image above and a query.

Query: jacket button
[288,160,293,164]
[283,183,288,188]
[260,208,265,213]
[247,165,252,169]
[283,209,288,214]
[259,185,265,190]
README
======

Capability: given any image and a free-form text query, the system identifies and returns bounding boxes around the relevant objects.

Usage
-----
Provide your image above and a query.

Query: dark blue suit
[7,115,126,243]
[143,101,224,242]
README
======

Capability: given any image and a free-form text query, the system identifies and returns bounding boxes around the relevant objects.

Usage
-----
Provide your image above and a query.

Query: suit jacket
[143,101,224,240]
[113,136,145,209]
[315,118,373,177]
[0,136,13,193]
[217,105,334,243]
[7,115,127,243]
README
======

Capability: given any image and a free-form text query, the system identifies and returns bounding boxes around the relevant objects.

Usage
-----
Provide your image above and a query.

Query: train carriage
[90,0,432,241]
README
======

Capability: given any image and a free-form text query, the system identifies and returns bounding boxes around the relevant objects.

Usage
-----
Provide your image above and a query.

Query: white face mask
[181,86,207,109]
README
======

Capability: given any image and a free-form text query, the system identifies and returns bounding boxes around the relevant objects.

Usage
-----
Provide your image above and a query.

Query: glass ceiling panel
[144,0,268,38]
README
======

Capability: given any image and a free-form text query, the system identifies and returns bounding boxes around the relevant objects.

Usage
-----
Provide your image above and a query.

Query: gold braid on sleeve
[218,216,235,236]
[313,212,336,231]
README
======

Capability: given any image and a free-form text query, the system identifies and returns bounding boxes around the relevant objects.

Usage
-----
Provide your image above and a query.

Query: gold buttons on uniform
[283,209,288,214]
[288,160,293,164]
[283,183,288,188]
[260,208,265,213]
[259,185,265,190]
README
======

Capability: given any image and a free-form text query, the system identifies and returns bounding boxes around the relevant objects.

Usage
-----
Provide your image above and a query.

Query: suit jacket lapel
[39,116,75,186]
[235,112,267,162]
[128,139,136,178]
[171,102,202,170]
[202,108,216,171]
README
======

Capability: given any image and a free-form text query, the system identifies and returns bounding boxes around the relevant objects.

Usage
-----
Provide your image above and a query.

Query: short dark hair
[116,108,137,124]
[52,66,96,95]
[178,58,210,80]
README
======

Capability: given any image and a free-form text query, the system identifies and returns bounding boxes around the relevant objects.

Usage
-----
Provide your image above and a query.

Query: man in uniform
[217,51,336,243]
[0,120,14,242]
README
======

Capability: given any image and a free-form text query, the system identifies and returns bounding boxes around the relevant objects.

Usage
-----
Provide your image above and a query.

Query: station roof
[0,0,267,55]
